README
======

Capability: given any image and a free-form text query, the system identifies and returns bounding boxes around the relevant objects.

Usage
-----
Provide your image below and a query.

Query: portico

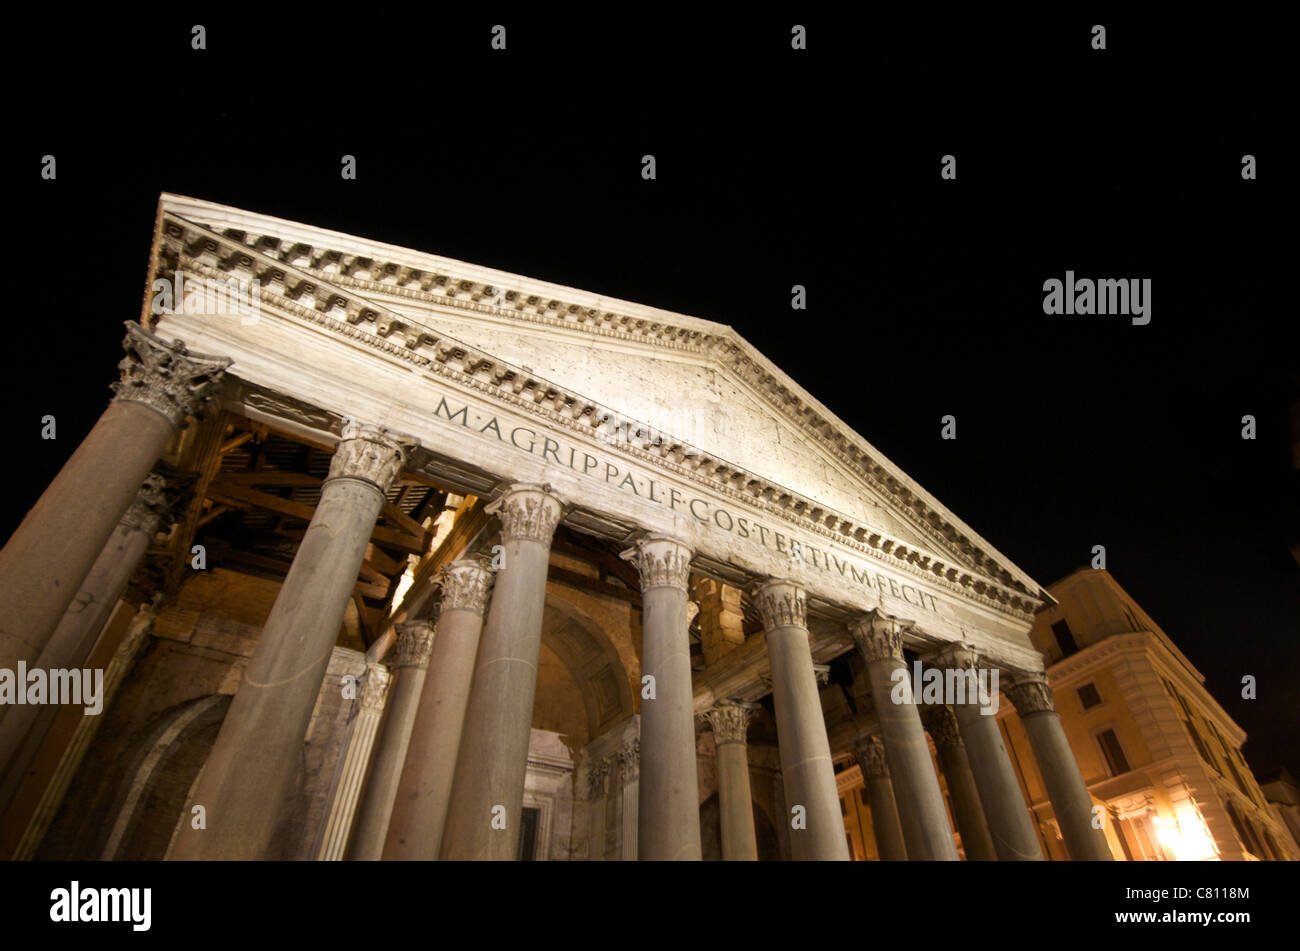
[0,194,1109,861]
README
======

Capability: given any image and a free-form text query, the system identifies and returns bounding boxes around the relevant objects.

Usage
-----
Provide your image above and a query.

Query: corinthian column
[933,645,1043,861]
[621,534,701,861]
[1005,670,1113,860]
[316,663,391,860]
[440,484,564,860]
[348,619,436,859]
[852,734,908,861]
[384,559,493,859]
[849,612,958,860]
[0,322,229,677]
[702,700,760,860]
[920,702,998,861]
[0,473,172,815]
[754,580,849,861]
[169,421,411,860]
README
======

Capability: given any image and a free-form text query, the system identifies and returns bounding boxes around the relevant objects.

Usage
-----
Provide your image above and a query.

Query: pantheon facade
[0,194,1111,861]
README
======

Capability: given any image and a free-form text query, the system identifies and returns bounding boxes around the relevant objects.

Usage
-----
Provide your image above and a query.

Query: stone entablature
[154,198,1043,608]
[148,199,1047,673]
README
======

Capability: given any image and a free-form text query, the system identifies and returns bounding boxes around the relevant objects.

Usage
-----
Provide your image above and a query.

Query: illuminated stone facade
[1,194,1131,861]
[993,569,1298,861]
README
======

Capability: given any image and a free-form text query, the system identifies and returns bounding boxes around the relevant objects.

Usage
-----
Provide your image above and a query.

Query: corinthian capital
[486,483,565,545]
[702,699,759,746]
[752,579,807,631]
[616,737,640,783]
[929,642,983,674]
[393,619,436,669]
[1004,669,1055,716]
[586,757,610,799]
[111,321,233,426]
[620,534,693,592]
[438,559,493,615]
[919,703,963,752]
[849,609,907,665]
[854,734,890,779]
[327,420,414,494]
[360,661,392,714]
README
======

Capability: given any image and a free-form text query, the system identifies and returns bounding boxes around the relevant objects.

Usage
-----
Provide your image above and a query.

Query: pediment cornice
[153,195,1044,612]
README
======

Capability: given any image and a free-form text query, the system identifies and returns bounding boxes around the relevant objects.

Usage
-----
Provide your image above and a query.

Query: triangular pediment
[154,193,1046,609]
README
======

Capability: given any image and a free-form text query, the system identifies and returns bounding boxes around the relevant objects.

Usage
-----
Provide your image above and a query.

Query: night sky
[11,13,1296,780]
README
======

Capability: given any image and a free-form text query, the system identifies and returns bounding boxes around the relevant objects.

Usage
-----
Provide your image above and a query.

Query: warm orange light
[1152,806,1218,861]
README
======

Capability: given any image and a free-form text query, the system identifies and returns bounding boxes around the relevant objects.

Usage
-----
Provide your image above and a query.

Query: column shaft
[854,736,908,861]
[316,663,390,860]
[851,613,958,860]
[623,535,701,861]
[705,700,760,861]
[383,560,492,859]
[0,475,169,817]
[349,621,435,859]
[1007,672,1113,860]
[0,323,228,675]
[756,581,849,861]
[440,485,563,860]
[169,422,409,860]
[922,704,998,861]
[939,649,1043,860]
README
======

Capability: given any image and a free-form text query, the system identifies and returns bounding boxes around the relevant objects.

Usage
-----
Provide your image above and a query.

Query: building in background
[995,568,1297,861]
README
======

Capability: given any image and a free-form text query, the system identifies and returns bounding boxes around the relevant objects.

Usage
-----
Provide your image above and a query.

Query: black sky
[9,13,1296,777]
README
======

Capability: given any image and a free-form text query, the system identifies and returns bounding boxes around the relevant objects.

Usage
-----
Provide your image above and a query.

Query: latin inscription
[433,394,941,613]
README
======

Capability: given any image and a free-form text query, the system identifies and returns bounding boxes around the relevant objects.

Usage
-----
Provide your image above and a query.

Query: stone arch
[535,593,635,750]
[100,694,231,860]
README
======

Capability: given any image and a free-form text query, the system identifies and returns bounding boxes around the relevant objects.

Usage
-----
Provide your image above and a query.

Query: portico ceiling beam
[205,481,426,554]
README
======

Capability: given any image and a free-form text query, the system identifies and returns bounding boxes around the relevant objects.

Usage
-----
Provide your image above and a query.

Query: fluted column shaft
[854,734,908,861]
[349,620,436,859]
[936,646,1044,861]
[0,474,172,817]
[921,703,998,861]
[384,560,493,859]
[756,580,849,861]
[704,700,759,861]
[1007,671,1113,860]
[317,663,391,860]
[850,612,958,860]
[440,484,564,860]
[0,322,228,677]
[623,534,701,861]
[169,421,411,860]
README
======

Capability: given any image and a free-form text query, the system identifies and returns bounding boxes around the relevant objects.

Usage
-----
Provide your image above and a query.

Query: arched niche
[100,694,231,860]
[534,593,635,753]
